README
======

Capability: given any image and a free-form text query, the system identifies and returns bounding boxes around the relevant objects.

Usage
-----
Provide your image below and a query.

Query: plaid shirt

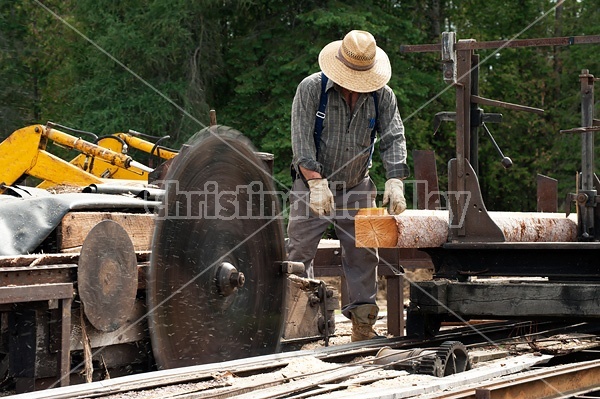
[291,72,409,189]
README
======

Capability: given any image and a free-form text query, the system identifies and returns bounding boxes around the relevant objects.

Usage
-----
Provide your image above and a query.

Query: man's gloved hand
[383,178,406,215]
[307,178,334,216]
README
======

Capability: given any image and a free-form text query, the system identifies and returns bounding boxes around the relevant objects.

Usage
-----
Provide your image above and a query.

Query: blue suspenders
[313,72,379,163]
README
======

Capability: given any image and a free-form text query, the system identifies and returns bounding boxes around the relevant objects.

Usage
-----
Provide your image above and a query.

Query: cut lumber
[356,209,448,248]
[58,212,155,251]
[355,209,578,248]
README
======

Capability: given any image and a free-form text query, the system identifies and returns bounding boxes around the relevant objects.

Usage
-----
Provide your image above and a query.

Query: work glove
[383,178,406,215]
[307,178,334,217]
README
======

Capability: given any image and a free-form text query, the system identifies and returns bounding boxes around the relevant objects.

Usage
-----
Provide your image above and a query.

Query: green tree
[2,0,598,214]
[217,0,450,200]
[39,0,237,144]
[0,1,69,135]
[443,0,600,211]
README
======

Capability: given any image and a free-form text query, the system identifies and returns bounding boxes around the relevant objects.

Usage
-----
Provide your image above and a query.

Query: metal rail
[400,35,600,53]
[12,321,599,399]
[429,359,600,399]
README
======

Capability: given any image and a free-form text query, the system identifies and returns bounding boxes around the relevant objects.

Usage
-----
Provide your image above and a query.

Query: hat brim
[318,40,392,93]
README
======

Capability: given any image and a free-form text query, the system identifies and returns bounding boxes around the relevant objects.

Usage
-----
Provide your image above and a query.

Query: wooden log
[491,211,577,242]
[354,209,399,248]
[58,212,155,251]
[355,209,578,248]
[356,210,449,248]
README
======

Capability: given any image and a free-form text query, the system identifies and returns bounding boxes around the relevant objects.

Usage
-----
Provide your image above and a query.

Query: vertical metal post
[447,38,504,243]
[454,40,475,237]
[579,69,595,239]
[470,54,480,175]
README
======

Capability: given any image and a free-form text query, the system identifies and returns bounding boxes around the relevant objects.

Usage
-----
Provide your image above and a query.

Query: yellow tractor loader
[0,122,177,190]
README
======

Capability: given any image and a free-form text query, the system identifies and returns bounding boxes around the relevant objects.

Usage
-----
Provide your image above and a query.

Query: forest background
[1,0,598,212]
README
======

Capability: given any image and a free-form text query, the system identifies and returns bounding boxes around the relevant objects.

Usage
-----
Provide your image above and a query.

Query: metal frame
[401,34,600,243]
[1,284,73,389]
[400,33,600,336]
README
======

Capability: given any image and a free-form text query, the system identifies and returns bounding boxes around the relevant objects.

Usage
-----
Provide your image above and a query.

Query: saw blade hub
[216,261,246,296]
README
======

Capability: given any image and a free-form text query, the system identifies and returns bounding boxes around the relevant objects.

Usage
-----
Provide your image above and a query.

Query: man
[288,30,409,341]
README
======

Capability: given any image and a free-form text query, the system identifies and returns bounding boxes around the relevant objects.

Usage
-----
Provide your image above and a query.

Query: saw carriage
[355,33,600,337]
[0,31,599,394]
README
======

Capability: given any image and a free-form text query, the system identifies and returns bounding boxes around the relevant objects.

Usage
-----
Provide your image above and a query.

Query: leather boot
[350,304,382,342]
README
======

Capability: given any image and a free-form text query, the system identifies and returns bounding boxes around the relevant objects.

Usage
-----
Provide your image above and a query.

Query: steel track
[12,320,600,399]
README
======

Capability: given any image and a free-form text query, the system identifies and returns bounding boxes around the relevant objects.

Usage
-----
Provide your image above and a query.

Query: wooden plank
[399,355,555,399]
[58,212,155,251]
[446,282,600,318]
[414,280,600,318]
[58,297,71,387]
[0,254,79,267]
[356,210,578,248]
[0,283,73,304]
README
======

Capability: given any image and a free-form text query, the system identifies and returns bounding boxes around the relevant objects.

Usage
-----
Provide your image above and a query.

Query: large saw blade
[147,125,286,369]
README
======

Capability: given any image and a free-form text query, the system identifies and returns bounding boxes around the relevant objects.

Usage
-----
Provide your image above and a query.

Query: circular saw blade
[147,125,286,369]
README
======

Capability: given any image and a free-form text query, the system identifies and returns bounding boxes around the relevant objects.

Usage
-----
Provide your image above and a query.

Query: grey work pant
[287,177,378,319]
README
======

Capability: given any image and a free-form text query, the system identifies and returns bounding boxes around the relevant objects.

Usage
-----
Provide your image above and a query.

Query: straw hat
[318,30,391,93]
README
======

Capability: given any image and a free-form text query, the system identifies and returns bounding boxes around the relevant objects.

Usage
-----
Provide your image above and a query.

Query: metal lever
[481,123,512,169]
[433,112,456,135]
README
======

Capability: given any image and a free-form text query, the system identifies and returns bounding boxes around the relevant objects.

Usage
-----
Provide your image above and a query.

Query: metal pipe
[82,184,165,200]
[580,69,595,239]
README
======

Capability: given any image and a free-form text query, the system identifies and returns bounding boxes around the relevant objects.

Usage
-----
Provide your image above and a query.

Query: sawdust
[45,184,83,194]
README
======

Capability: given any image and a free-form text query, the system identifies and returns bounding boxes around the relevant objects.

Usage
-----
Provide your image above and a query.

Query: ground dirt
[321,267,433,313]
[302,267,434,350]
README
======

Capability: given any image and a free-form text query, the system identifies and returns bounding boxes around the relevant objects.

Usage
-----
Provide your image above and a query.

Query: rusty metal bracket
[537,174,558,213]
[448,158,505,242]
[433,112,456,135]
[413,149,441,210]
[565,192,576,218]
[441,32,457,84]
[433,111,502,135]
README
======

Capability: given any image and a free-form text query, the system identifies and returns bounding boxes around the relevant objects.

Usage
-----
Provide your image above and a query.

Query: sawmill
[0,31,599,396]
[0,122,338,392]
